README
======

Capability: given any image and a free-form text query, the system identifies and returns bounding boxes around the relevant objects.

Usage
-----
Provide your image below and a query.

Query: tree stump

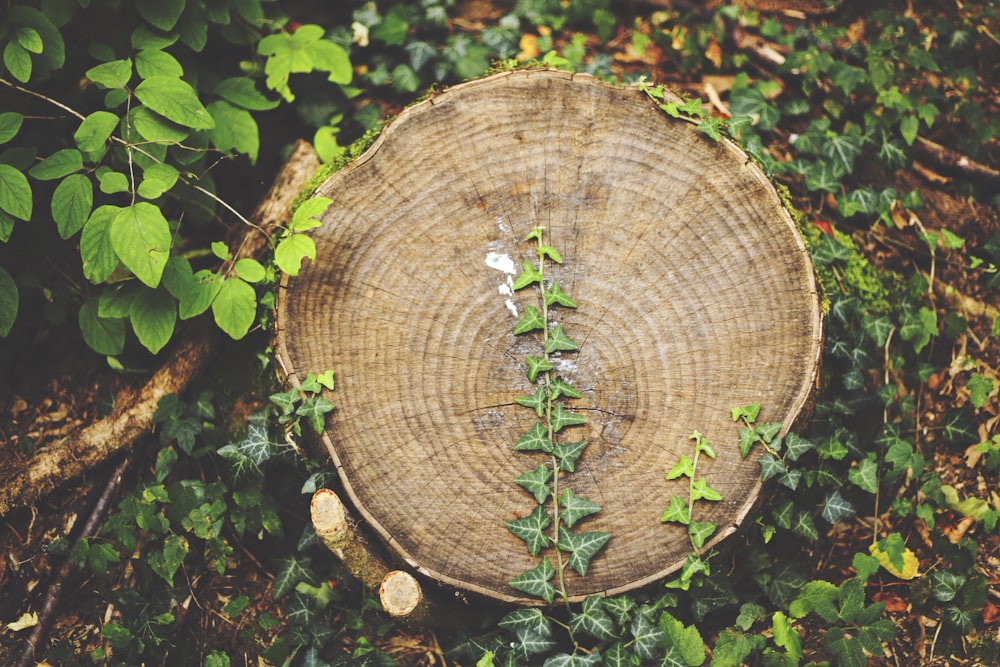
[275,69,822,605]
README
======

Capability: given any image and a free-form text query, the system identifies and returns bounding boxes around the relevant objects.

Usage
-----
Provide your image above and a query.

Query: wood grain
[275,70,822,604]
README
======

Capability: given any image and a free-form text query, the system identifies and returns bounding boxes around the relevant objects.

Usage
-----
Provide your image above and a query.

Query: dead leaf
[7,611,39,631]
[517,34,540,61]
[873,590,909,613]
[846,18,866,43]
[705,36,723,68]
[983,600,1000,625]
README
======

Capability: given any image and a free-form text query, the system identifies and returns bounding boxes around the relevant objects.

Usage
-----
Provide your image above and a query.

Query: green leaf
[307,38,352,84]
[782,433,815,462]
[629,612,664,660]
[930,570,966,603]
[233,258,266,283]
[789,579,839,622]
[514,464,552,504]
[791,510,819,540]
[0,112,24,144]
[508,557,556,603]
[52,173,92,239]
[549,376,580,400]
[513,305,545,334]
[211,277,256,339]
[660,612,706,667]
[132,106,189,143]
[110,202,171,287]
[215,77,280,111]
[0,266,18,337]
[512,260,542,290]
[558,529,610,576]
[74,111,118,154]
[86,58,133,90]
[208,100,259,164]
[148,534,188,586]
[15,27,43,54]
[515,385,547,417]
[552,440,588,472]
[550,404,586,432]
[290,196,330,230]
[0,164,33,221]
[899,115,919,146]
[537,245,563,263]
[498,608,552,637]
[296,396,335,433]
[134,76,215,130]
[136,48,184,78]
[688,520,716,549]
[848,454,879,493]
[731,403,761,423]
[130,287,176,354]
[274,233,316,276]
[660,495,689,525]
[272,556,318,599]
[569,597,615,640]
[134,0,186,31]
[712,628,766,667]
[899,306,937,353]
[546,325,579,353]
[78,298,125,355]
[525,355,554,382]
[544,281,577,308]
[666,455,694,480]
[967,373,994,410]
[506,505,551,556]
[97,168,130,194]
[690,478,722,502]
[4,41,32,82]
[758,453,785,481]
[29,148,83,180]
[558,488,600,528]
[137,163,180,200]
[514,422,551,452]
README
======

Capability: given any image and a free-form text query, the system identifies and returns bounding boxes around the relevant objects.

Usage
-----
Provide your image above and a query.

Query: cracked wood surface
[274,69,823,604]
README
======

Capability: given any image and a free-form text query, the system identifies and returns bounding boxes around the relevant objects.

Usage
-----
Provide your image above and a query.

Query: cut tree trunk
[274,69,823,605]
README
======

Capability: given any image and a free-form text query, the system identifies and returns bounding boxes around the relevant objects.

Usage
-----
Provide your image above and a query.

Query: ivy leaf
[537,245,563,263]
[512,260,542,290]
[296,395,335,433]
[546,325,579,353]
[514,422,551,453]
[558,488,600,528]
[690,478,722,502]
[777,469,802,491]
[931,571,967,603]
[268,388,299,416]
[515,385,547,418]
[147,534,188,587]
[549,376,581,400]
[666,455,694,480]
[508,557,556,603]
[731,403,761,423]
[513,305,545,335]
[506,505,551,556]
[603,595,637,626]
[739,428,759,457]
[942,407,978,445]
[755,422,782,443]
[236,417,273,464]
[211,277,256,339]
[898,306,937,354]
[660,495,689,525]
[688,521,716,549]
[514,464,552,504]
[134,76,215,130]
[498,608,552,638]
[569,597,615,640]
[603,643,638,667]
[629,612,664,660]
[558,529,610,576]
[550,404,586,432]
[110,203,171,288]
[848,454,879,493]
[544,281,577,308]
[783,433,815,462]
[512,628,557,657]
[758,453,786,481]
[525,355,553,382]
[272,556,318,599]
[552,440,588,472]
[791,510,819,540]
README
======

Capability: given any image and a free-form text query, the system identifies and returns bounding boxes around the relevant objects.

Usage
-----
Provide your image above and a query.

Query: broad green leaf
[513,422,551,452]
[96,168,130,194]
[712,628,766,667]
[130,287,176,353]
[508,557,555,603]
[513,305,545,335]
[525,355,553,382]
[78,298,125,355]
[506,505,551,556]
[131,106,190,143]
[86,58,133,89]
[207,100,259,164]
[514,464,552,503]
[497,608,552,638]
[30,148,83,180]
[16,27,43,54]
[852,552,881,581]
[512,260,542,290]
[837,577,865,623]
[550,404,586,432]
[545,324,579,353]
[74,111,118,154]
[110,202,171,287]
[930,571,966,603]
[688,520,716,549]
[0,266,18,336]
[52,173,92,239]
[731,403,761,423]
[967,373,994,410]
[307,38,352,84]
[899,115,919,146]
[233,258,266,283]
[136,48,184,78]
[558,529,610,576]
[515,385,546,417]
[0,164,33,220]
[848,454,879,493]
[660,495,689,525]
[274,233,316,276]
[134,76,215,130]
[290,196,330,230]
[99,284,137,318]
[789,579,839,621]
[0,112,23,144]
[552,440,588,472]
[4,41,32,82]
[148,534,188,586]
[544,281,577,308]
[134,0,186,31]
[558,488,600,528]
[660,612,706,667]
[211,277,256,339]
[137,163,180,200]
[771,611,803,660]
[214,77,280,111]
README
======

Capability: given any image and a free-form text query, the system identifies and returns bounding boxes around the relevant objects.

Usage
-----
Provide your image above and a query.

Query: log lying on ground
[275,69,823,605]
[0,141,320,517]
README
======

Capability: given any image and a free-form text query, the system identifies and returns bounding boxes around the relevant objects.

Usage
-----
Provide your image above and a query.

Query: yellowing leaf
[869,541,919,580]
[6,611,38,631]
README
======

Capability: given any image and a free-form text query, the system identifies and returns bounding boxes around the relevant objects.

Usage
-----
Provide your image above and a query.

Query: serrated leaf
[558,488,600,528]
[508,557,556,603]
[526,356,554,382]
[513,305,545,335]
[514,464,552,504]
[544,281,577,308]
[514,422,551,452]
[110,202,171,287]
[546,325,579,353]
[0,164,33,220]
[552,440,588,472]
[512,260,542,290]
[211,277,256,339]
[837,578,865,623]
[515,385,547,417]
[506,505,551,556]
[558,529,610,576]
[274,233,316,276]
[550,404,586,432]
[789,579,839,622]
[134,76,215,130]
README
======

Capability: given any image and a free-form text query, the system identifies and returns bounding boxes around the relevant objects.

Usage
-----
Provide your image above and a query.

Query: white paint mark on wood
[485,252,517,275]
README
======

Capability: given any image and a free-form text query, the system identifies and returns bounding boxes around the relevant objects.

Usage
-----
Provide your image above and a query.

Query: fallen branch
[914,136,1000,186]
[0,141,320,517]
